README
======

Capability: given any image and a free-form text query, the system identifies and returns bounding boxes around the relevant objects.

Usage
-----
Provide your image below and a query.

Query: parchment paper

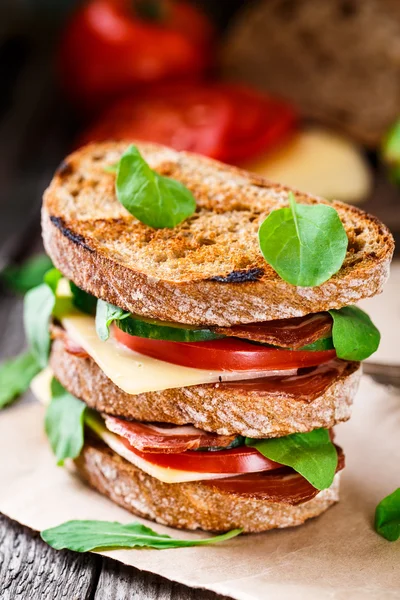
[1,268,400,599]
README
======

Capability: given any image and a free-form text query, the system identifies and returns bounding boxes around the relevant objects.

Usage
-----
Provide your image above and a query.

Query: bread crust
[42,141,394,326]
[50,338,361,438]
[74,437,340,532]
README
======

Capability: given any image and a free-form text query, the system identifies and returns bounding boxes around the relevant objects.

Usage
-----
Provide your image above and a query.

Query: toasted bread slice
[42,141,394,326]
[74,437,340,532]
[50,337,361,438]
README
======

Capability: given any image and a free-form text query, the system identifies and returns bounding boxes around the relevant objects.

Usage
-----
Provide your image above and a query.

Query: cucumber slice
[299,337,334,351]
[116,314,222,342]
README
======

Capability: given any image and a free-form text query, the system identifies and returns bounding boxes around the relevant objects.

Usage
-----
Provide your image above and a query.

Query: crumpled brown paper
[1,266,400,599]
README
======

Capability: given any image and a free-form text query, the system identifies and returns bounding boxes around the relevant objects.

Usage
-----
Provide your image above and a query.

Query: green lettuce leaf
[246,428,338,490]
[329,306,380,361]
[258,192,348,287]
[23,268,62,368]
[1,254,53,294]
[41,519,242,552]
[375,488,400,542]
[114,145,196,229]
[95,299,130,341]
[45,378,86,465]
[0,351,41,409]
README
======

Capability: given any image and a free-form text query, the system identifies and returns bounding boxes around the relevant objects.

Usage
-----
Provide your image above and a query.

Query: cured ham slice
[213,312,332,349]
[219,360,347,402]
[104,417,239,453]
[204,449,345,504]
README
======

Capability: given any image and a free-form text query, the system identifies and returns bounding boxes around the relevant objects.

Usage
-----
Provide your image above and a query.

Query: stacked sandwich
[32,141,393,533]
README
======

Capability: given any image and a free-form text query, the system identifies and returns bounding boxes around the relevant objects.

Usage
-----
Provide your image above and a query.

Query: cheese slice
[242,127,371,204]
[60,314,296,395]
[31,369,239,484]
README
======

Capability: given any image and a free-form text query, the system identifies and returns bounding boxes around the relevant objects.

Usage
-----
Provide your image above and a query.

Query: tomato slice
[122,441,282,473]
[114,326,336,371]
[79,84,234,158]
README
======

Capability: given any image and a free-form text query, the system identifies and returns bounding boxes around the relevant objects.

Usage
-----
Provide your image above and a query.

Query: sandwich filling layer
[32,368,344,503]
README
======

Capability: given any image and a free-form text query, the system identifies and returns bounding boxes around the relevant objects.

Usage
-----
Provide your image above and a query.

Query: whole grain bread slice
[74,436,340,532]
[50,337,361,438]
[42,141,394,326]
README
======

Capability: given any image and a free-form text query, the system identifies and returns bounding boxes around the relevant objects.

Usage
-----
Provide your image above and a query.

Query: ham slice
[204,448,345,504]
[213,312,332,349]
[104,417,239,453]
[219,360,347,402]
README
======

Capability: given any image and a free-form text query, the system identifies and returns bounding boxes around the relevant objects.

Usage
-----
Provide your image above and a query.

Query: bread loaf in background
[222,0,400,146]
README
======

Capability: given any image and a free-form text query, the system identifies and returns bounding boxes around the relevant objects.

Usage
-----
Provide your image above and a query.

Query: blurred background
[0,0,399,273]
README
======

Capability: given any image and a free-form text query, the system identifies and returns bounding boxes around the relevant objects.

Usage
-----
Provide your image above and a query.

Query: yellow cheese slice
[60,313,294,395]
[31,369,239,484]
[242,127,371,203]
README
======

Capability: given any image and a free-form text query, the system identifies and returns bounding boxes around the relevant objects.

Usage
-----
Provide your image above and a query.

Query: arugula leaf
[258,192,348,287]
[70,282,97,315]
[45,378,86,466]
[375,488,400,542]
[0,351,41,409]
[95,299,130,341]
[41,519,242,552]
[328,306,380,361]
[246,428,337,490]
[1,254,53,294]
[23,269,62,368]
[114,145,196,229]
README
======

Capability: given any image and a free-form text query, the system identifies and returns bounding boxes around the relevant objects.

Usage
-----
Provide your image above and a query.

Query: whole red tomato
[59,0,215,108]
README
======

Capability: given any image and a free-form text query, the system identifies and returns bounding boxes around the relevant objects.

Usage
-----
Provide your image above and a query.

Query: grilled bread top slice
[42,141,394,326]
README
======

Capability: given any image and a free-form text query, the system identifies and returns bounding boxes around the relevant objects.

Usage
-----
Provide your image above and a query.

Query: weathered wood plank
[95,557,230,600]
[0,514,99,600]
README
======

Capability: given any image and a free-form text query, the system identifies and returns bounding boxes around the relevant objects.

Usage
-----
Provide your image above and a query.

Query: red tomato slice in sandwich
[124,442,282,473]
[114,327,336,371]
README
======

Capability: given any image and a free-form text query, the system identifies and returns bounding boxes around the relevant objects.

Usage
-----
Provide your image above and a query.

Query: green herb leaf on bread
[258,192,348,287]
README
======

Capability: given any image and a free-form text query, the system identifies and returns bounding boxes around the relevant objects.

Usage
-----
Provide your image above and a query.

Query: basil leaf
[95,299,130,341]
[246,428,337,490]
[328,306,380,361]
[70,282,97,315]
[375,488,400,542]
[1,254,53,294]
[45,378,86,466]
[115,145,196,229]
[258,192,348,287]
[23,269,62,368]
[41,519,242,552]
[0,351,41,409]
